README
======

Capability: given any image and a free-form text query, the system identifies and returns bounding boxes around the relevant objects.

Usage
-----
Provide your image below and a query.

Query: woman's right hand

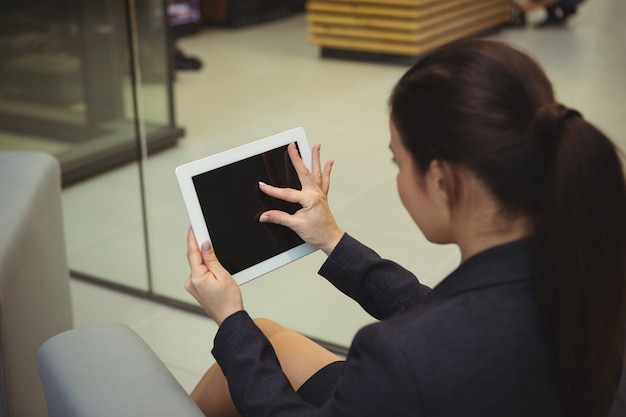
[258,143,343,255]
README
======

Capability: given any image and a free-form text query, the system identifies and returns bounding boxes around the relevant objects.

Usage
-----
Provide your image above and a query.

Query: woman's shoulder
[357,271,541,348]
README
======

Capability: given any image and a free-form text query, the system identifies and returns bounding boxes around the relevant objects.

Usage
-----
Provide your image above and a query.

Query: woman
[185,39,626,417]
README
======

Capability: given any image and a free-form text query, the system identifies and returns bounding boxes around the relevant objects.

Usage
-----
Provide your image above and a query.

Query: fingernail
[202,241,211,251]
[259,181,267,187]
[259,215,269,223]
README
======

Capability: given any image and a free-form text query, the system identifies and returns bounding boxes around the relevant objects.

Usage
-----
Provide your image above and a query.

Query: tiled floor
[68,1,626,394]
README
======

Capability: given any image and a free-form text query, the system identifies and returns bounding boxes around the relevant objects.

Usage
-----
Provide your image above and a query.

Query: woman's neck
[456,219,532,261]
[451,180,533,261]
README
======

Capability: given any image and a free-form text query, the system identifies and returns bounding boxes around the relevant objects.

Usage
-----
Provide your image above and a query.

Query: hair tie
[559,106,582,124]
[533,103,582,143]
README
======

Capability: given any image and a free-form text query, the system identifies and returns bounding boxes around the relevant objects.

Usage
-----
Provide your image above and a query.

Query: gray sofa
[0,151,200,417]
[0,152,73,417]
[38,322,205,417]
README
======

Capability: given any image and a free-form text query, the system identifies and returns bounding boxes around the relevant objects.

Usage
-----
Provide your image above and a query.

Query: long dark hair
[390,39,626,416]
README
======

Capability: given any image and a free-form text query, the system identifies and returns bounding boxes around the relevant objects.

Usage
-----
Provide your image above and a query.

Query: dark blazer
[212,234,564,416]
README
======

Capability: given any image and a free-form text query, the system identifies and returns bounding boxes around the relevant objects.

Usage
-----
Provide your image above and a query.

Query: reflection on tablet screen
[192,144,303,274]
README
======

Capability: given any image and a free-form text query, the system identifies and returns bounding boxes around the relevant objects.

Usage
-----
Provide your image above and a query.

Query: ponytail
[534,108,626,417]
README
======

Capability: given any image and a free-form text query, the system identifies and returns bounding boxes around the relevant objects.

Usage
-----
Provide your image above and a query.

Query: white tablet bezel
[175,127,316,285]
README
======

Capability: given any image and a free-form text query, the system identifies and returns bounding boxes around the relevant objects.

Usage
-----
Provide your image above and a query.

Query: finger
[259,181,303,204]
[311,143,322,177]
[187,226,198,249]
[287,143,314,185]
[187,227,204,267]
[199,241,226,274]
[201,241,236,282]
[258,209,299,229]
[322,159,334,195]
[285,147,300,190]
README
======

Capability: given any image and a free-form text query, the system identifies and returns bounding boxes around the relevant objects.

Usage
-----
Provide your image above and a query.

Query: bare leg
[190,363,238,417]
[190,318,342,417]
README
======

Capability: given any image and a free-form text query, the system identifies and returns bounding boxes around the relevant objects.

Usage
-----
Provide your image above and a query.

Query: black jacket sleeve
[318,234,431,320]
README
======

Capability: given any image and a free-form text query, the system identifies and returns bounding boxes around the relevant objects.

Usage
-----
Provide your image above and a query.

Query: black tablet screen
[192,144,304,274]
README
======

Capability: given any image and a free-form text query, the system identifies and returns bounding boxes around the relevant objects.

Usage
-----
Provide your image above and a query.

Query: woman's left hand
[185,228,244,326]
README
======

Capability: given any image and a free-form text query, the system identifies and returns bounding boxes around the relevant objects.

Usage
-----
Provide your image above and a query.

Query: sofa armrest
[0,151,72,417]
[38,322,205,417]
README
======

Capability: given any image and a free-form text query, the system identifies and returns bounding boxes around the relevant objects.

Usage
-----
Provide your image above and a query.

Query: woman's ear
[425,159,456,206]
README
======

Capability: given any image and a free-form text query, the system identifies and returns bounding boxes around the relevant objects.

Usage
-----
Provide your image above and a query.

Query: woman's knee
[253,317,278,328]
[253,317,289,339]
[251,317,340,390]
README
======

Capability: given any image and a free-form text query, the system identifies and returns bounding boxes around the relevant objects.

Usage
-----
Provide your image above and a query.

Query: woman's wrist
[321,230,345,256]
[215,307,245,327]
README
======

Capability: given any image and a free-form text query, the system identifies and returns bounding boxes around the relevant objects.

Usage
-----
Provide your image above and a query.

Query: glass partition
[0,0,183,290]
[0,0,182,185]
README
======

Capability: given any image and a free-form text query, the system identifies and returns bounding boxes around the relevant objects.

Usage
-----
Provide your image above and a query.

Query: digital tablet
[175,127,317,285]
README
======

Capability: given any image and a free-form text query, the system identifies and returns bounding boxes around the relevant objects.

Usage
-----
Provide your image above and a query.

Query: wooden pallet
[307,0,511,57]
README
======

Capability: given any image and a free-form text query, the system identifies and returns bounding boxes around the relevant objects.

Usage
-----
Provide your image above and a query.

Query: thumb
[200,241,226,273]
[259,210,297,229]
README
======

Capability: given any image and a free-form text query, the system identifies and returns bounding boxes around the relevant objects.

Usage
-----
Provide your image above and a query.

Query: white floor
[68,1,626,394]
